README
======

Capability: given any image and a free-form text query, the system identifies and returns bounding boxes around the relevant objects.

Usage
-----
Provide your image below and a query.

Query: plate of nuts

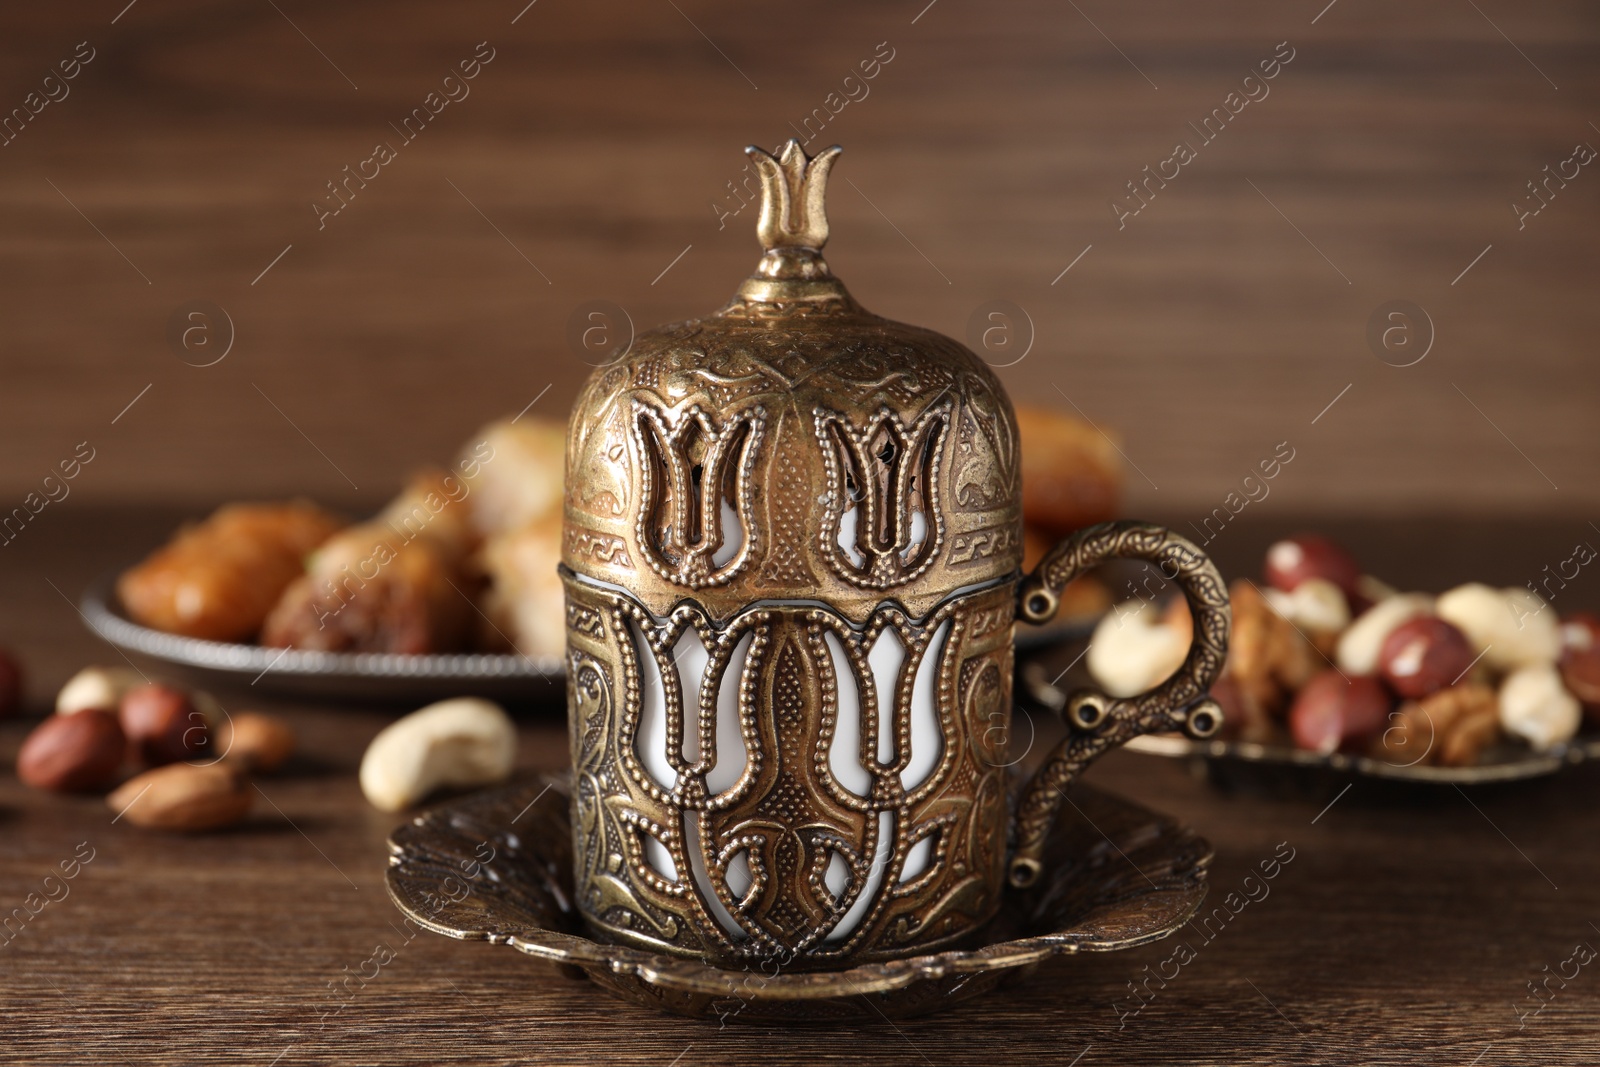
[1022,534,1600,784]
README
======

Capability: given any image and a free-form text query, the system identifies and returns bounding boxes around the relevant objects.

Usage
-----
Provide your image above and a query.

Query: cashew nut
[359,697,517,812]
[56,666,145,715]
[1087,602,1189,698]
[1498,664,1580,752]
[1436,583,1560,672]
[1264,577,1350,635]
[1336,594,1433,675]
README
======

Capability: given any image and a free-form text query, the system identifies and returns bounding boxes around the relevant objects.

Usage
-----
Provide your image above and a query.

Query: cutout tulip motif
[817,403,950,589]
[632,401,764,589]
[621,605,950,951]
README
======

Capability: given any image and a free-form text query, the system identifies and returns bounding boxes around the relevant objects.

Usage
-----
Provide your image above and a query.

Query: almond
[107,763,252,831]
[217,712,296,772]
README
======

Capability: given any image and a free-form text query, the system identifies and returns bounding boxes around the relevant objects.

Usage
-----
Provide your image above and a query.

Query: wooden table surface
[4,508,1600,1066]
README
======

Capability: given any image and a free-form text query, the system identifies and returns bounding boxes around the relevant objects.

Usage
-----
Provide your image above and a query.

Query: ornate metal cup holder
[385,772,1212,1022]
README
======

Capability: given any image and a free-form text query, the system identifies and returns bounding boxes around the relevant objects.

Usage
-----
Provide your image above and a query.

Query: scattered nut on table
[359,697,517,812]
[17,709,126,792]
[1498,664,1581,752]
[1436,583,1561,672]
[217,712,296,772]
[119,682,209,766]
[56,665,146,715]
[1336,594,1434,676]
[107,763,252,831]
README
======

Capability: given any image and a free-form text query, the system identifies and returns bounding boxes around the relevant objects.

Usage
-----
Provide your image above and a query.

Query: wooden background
[6,2,1600,1064]
[1,0,1597,524]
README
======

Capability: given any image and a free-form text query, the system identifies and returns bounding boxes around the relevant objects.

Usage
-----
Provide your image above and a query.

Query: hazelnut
[119,683,209,766]
[1378,616,1476,699]
[57,666,145,715]
[1498,664,1580,752]
[107,763,251,831]
[1436,583,1561,672]
[1557,613,1600,722]
[1086,601,1189,699]
[1289,670,1392,755]
[217,712,296,773]
[1336,594,1434,676]
[0,648,21,719]
[1561,612,1600,652]
[1264,534,1363,600]
[17,709,125,792]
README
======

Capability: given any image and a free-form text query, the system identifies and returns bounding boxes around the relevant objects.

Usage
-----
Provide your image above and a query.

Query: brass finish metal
[563,574,1016,965]
[561,140,1230,969]
[564,142,1019,625]
[386,774,1213,1022]
[1009,522,1230,888]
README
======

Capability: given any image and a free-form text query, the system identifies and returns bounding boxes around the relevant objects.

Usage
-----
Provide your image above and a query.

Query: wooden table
[4,508,1599,1065]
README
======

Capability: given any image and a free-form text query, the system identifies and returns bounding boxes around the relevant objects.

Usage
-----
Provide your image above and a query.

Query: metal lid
[563,140,1021,624]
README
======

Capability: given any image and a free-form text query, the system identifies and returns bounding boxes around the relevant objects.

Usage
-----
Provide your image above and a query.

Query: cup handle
[1008,520,1231,889]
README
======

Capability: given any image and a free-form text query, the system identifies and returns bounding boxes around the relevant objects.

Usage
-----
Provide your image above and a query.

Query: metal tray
[1018,646,1599,788]
[80,572,564,702]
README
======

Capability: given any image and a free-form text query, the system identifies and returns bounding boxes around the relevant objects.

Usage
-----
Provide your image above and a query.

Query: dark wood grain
[3,509,1600,1065]
[0,0,1597,524]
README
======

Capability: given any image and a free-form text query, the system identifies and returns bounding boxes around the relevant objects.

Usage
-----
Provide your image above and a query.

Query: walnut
[1438,700,1503,767]
[1218,580,1321,721]
[1212,674,1282,745]
[1373,683,1500,767]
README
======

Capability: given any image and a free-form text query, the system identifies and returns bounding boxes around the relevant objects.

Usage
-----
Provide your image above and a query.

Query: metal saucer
[384,773,1211,1022]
